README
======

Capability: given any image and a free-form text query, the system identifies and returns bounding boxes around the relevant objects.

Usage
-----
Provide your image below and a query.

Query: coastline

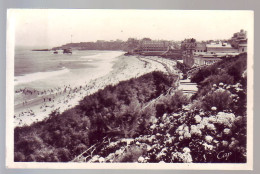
[14,54,175,127]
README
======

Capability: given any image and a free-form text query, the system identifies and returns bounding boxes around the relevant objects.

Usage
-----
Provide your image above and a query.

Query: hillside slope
[14,53,247,163]
[79,53,247,163]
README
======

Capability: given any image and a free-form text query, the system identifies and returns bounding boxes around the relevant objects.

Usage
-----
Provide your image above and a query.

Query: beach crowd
[14,55,178,127]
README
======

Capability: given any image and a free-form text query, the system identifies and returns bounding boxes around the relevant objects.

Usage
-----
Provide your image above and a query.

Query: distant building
[96,40,106,43]
[162,48,182,59]
[230,29,247,53]
[193,42,239,67]
[206,42,238,54]
[181,38,197,68]
[182,38,241,68]
[140,40,171,52]
[193,52,239,66]
[126,38,140,52]
[116,39,123,42]
[194,43,206,53]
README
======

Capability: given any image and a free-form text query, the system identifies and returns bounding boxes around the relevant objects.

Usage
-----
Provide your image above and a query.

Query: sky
[8,9,253,49]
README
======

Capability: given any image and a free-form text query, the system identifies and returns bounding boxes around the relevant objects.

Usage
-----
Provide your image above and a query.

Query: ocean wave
[80,51,123,60]
[80,54,101,59]
[14,67,70,85]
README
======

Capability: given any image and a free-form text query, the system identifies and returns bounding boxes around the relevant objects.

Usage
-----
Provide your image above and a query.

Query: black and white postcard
[6,9,254,170]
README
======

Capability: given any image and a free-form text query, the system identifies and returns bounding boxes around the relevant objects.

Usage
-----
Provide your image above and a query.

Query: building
[194,43,206,53]
[206,42,238,54]
[193,42,239,67]
[181,38,197,68]
[126,38,140,52]
[193,30,248,66]
[139,40,171,52]
[182,39,241,67]
[96,40,106,43]
[230,29,247,53]
[193,52,239,66]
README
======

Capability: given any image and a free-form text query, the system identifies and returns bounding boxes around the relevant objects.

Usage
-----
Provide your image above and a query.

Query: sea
[14,48,124,91]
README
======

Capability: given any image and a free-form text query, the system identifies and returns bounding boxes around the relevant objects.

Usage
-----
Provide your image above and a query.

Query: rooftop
[194,52,239,57]
[206,42,232,48]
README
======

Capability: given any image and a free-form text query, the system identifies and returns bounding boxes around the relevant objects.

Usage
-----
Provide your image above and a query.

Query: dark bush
[202,89,233,111]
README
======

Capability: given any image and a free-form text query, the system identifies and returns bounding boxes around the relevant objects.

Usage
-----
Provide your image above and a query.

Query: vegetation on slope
[80,53,247,163]
[14,71,179,162]
[14,53,247,163]
[191,53,247,115]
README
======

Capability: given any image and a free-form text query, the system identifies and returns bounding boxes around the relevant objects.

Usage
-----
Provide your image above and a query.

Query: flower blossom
[159,123,164,128]
[222,140,229,147]
[208,116,217,123]
[197,123,205,130]
[121,138,134,146]
[223,128,232,135]
[99,157,105,163]
[229,139,239,149]
[216,112,235,127]
[179,136,184,141]
[183,147,191,153]
[211,107,217,111]
[184,126,189,132]
[150,124,156,130]
[206,123,216,131]
[205,135,213,143]
[194,115,202,123]
[171,152,193,163]
[138,156,145,163]
[202,143,214,150]
[184,132,191,139]
[190,125,202,136]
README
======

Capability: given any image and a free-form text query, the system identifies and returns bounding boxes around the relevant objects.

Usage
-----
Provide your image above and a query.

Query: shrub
[113,145,146,162]
[56,148,72,162]
[200,73,234,89]
[15,134,44,156]
[202,89,233,112]
[14,152,25,162]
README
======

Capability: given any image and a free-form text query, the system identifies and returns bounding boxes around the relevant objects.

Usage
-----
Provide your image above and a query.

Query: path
[178,78,198,95]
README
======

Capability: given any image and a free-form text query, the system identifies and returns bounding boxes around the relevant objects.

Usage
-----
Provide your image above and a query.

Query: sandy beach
[14,54,178,127]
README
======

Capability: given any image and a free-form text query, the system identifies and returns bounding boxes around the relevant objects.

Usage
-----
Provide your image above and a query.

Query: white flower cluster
[205,135,213,143]
[202,143,214,151]
[216,112,235,128]
[212,82,244,96]
[176,124,191,139]
[138,156,150,163]
[194,115,202,123]
[190,125,202,136]
[87,95,245,163]
[171,147,193,163]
